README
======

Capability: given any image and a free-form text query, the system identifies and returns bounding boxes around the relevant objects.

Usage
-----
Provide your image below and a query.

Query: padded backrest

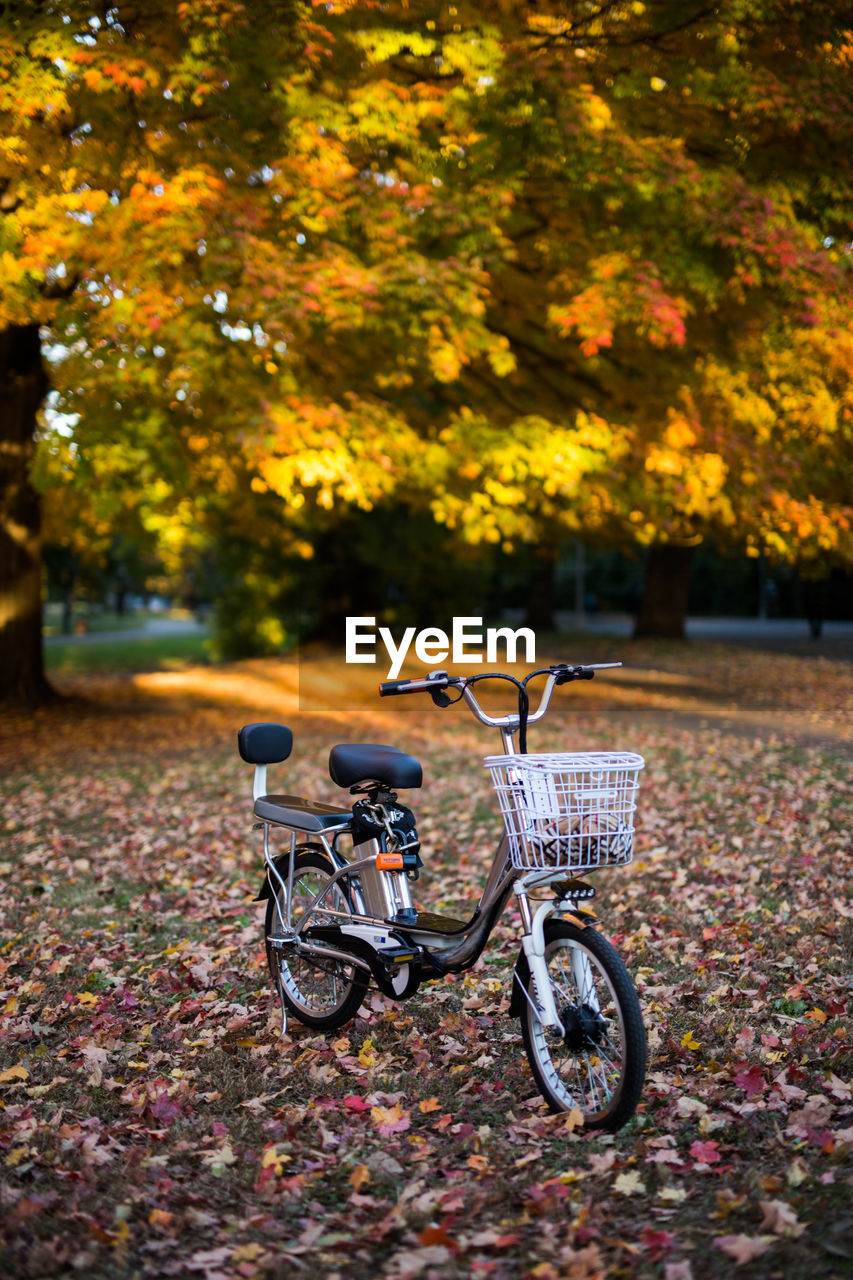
[237,722,294,765]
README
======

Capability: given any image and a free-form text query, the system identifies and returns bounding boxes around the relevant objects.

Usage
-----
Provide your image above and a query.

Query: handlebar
[378,662,622,749]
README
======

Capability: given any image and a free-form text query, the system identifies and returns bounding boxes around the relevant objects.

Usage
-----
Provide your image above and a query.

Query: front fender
[508,911,590,1018]
[509,953,531,1019]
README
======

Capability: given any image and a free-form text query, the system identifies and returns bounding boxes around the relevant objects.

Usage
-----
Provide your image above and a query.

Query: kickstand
[273,971,288,1038]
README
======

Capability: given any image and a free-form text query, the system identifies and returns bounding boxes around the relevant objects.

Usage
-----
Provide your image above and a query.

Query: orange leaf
[370,1102,411,1136]
[0,1066,29,1084]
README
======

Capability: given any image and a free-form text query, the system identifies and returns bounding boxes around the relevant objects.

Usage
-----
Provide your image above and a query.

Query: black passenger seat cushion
[329,743,422,789]
[237,722,294,765]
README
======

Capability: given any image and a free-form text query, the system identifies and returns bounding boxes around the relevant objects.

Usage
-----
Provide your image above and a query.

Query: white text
[345,616,536,679]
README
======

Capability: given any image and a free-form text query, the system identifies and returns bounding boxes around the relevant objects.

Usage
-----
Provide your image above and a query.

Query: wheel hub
[560,1002,606,1052]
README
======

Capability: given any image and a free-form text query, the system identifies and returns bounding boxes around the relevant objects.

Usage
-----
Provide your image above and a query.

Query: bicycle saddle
[329,743,422,790]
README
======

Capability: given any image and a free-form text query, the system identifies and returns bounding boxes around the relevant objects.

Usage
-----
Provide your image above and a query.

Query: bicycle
[238,663,647,1132]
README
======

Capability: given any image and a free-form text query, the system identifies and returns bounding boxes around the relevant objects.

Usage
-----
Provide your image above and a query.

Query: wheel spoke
[595,1039,621,1074]
[583,1054,601,1110]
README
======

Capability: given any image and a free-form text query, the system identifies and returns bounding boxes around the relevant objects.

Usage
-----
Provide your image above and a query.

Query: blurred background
[2,0,852,699]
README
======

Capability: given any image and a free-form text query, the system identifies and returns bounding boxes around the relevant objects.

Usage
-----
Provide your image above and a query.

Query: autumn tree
[0,0,283,699]
[382,0,853,636]
[236,0,853,638]
[6,1,853,703]
[0,0,509,700]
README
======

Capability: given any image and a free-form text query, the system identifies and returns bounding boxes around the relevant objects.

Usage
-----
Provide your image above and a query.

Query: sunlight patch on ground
[57,644,851,752]
[131,654,423,733]
[133,659,301,714]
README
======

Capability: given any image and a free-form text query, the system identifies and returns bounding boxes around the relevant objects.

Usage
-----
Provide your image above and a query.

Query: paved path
[504,611,853,661]
[560,609,845,640]
[44,617,207,645]
[562,611,853,641]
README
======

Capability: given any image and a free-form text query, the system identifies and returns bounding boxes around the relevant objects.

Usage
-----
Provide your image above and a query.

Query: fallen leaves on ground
[0,643,851,1279]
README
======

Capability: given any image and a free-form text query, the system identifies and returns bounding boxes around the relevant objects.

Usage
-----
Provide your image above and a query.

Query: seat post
[253,764,267,800]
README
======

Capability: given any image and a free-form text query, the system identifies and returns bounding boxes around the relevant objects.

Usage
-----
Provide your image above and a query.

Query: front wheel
[518,920,646,1132]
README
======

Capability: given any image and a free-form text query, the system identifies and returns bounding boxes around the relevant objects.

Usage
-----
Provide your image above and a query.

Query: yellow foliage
[663,413,698,451]
[583,92,612,132]
[3,0,852,586]
[644,448,682,477]
[487,338,516,378]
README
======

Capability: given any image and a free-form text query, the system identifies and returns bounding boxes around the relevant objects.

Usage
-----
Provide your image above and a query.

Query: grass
[43,612,145,638]
[44,631,211,676]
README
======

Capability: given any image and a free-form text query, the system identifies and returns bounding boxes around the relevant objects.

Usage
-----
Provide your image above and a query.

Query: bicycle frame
[264,668,610,1033]
[247,660,647,1131]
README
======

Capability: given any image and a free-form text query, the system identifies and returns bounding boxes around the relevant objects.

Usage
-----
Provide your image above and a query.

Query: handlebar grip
[379,676,446,697]
[379,679,414,696]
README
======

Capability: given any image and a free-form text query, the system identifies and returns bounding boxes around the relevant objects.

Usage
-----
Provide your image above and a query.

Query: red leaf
[641,1227,674,1260]
[417,1219,458,1251]
[343,1094,371,1112]
[805,1128,834,1152]
[149,1094,183,1124]
[734,1065,767,1097]
[689,1139,722,1165]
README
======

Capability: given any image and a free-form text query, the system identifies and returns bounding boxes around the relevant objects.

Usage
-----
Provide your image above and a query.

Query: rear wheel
[264,848,368,1031]
[519,920,645,1131]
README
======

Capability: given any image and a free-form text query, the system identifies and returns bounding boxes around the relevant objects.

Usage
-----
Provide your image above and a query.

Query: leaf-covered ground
[1,643,851,1280]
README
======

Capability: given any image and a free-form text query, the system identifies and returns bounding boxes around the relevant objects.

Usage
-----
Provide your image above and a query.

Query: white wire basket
[484,752,645,873]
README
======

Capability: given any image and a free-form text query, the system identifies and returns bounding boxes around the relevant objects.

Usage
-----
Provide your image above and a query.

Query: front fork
[513,882,600,1034]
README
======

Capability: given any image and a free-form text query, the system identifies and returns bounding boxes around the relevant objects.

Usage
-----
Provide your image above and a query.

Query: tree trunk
[633,543,695,640]
[0,323,54,704]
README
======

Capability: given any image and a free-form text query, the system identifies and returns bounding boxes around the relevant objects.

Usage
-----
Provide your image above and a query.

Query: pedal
[378,945,418,967]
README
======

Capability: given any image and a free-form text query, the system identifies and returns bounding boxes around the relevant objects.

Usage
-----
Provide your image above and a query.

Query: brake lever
[426,669,454,707]
[552,664,586,685]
